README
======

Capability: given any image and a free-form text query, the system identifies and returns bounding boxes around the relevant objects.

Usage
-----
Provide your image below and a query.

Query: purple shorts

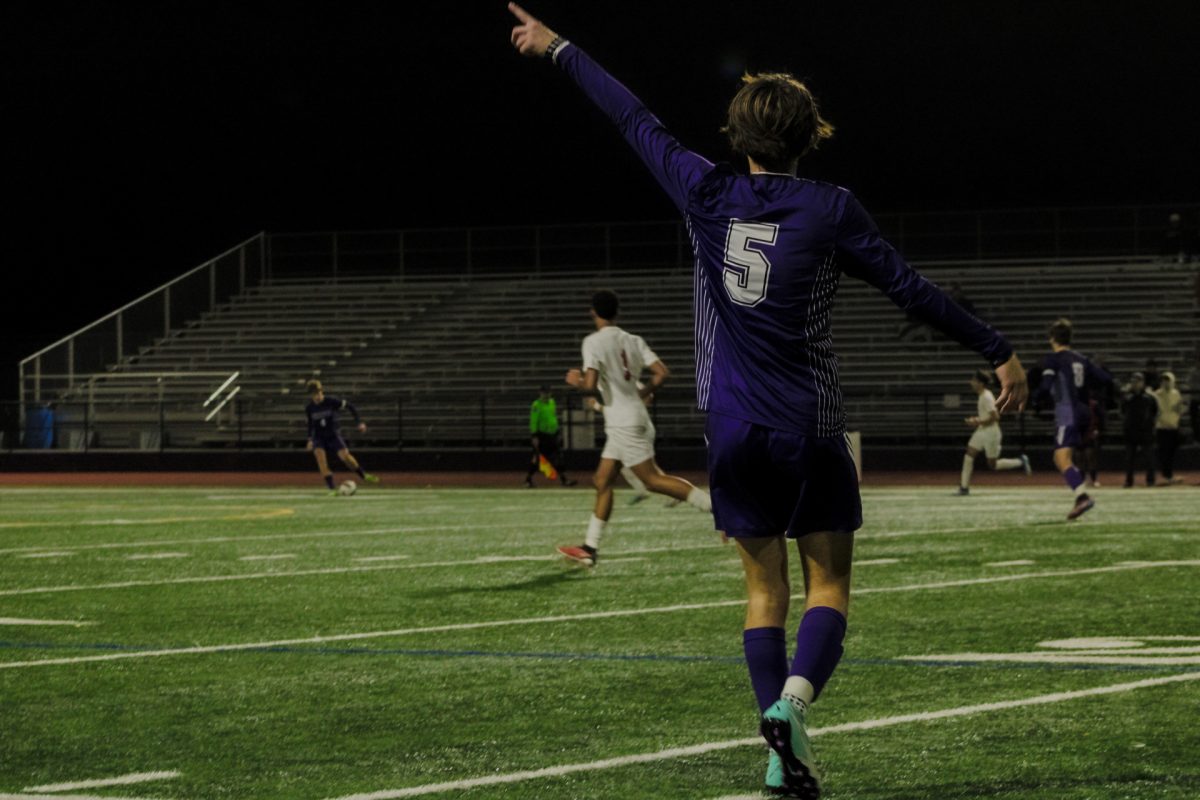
[705,412,862,539]
[313,434,348,456]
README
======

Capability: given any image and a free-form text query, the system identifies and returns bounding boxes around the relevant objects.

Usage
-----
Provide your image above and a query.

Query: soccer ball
[338,480,358,496]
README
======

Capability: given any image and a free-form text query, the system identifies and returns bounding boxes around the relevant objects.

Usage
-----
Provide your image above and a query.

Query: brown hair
[1048,318,1073,345]
[305,379,323,394]
[722,73,834,171]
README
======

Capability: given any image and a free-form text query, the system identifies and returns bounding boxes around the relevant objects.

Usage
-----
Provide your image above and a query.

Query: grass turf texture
[0,484,1197,799]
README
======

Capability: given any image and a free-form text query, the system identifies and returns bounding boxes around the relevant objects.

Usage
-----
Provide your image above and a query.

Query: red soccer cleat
[557,544,597,566]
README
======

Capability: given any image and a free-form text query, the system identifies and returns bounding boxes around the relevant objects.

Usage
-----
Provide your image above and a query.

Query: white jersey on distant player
[977,389,998,425]
[581,325,658,429]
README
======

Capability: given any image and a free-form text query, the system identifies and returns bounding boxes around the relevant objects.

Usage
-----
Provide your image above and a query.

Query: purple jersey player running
[305,379,379,495]
[508,6,1027,797]
[1032,319,1113,519]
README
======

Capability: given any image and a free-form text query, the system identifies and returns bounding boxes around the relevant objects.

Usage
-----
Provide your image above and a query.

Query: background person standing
[525,385,575,487]
[1121,372,1159,487]
[1153,371,1185,484]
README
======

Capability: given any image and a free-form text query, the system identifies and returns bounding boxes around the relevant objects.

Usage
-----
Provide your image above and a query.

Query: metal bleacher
[71,256,1198,450]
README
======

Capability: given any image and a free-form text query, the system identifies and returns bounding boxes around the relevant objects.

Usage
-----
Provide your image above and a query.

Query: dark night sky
[4,1,1198,399]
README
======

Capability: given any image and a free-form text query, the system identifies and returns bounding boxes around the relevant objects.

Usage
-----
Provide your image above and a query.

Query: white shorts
[968,425,1002,459]
[601,421,656,467]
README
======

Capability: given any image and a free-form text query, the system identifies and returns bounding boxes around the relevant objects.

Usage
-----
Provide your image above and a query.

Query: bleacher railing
[5,391,1194,454]
[18,234,266,420]
[265,203,1199,279]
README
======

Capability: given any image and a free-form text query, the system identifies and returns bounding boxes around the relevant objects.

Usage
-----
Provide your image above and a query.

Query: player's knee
[746,589,790,624]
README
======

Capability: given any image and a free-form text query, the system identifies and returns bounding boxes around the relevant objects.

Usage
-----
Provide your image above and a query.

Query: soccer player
[558,289,713,566]
[508,6,1028,797]
[1032,319,1113,518]
[525,385,576,488]
[589,386,679,506]
[304,379,378,494]
[957,369,1031,495]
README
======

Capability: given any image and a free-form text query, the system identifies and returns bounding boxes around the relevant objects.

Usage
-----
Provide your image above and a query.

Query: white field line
[0,544,726,598]
[0,618,93,627]
[353,555,412,563]
[853,560,1200,596]
[125,553,189,561]
[23,770,180,793]
[0,520,640,557]
[238,554,297,561]
[985,560,1035,567]
[0,556,562,598]
[0,794,164,800]
[855,558,900,566]
[16,552,75,559]
[323,671,1200,799]
[3,560,1198,671]
[0,509,293,530]
[0,514,1095,559]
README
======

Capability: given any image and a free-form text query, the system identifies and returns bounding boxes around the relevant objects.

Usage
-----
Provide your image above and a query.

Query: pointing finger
[508,2,535,24]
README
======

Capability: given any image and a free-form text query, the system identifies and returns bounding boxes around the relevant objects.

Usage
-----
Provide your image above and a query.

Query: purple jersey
[555,44,1013,435]
[1034,350,1112,428]
[306,395,359,440]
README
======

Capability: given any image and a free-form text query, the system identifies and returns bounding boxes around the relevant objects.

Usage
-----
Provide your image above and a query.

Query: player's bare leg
[1055,446,1093,519]
[958,445,981,494]
[964,446,1029,494]
[558,458,620,566]
[312,448,336,494]
[337,448,378,484]
[628,459,712,512]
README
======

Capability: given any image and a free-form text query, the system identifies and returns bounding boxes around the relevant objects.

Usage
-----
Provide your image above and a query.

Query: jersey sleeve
[835,192,1013,367]
[1085,358,1114,387]
[980,391,997,417]
[1033,357,1057,405]
[582,336,600,372]
[305,406,315,439]
[554,43,713,212]
[636,335,660,370]
[335,397,361,424]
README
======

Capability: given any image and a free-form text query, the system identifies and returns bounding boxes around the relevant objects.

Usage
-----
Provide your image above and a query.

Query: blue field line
[2,639,1199,674]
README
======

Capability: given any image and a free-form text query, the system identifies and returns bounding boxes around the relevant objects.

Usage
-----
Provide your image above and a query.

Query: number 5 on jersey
[722,219,779,306]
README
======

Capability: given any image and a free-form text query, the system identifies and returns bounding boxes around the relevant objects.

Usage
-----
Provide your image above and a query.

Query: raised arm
[508,2,713,211]
[836,193,1027,412]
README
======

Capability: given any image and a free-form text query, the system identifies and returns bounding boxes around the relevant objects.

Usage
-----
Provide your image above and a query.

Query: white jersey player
[590,386,685,507]
[958,370,1032,494]
[558,290,712,565]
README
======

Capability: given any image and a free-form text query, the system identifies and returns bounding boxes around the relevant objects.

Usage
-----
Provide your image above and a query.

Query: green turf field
[1,483,1198,799]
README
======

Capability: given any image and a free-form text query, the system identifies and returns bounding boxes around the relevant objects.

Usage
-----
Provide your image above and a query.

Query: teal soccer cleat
[761,699,822,799]
[764,749,787,796]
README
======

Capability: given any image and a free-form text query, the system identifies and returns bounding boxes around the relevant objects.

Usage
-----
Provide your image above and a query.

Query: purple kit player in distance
[509,5,1027,797]
[1032,319,1113,519]
[305,379,379,494]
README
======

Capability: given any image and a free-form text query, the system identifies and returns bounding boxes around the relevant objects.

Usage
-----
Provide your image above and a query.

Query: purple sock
[789,606,847,701]
[743,627,788,713]
[1063,466,1084,492]
[324,475,335,490]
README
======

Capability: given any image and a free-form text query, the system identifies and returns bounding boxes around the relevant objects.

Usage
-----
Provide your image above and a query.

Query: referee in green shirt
[526,385,575,487]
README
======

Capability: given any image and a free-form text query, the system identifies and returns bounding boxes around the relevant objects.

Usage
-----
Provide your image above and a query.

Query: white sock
[781,675,815,715]
[994,458,1022,470]
[585,514,606,550]
[621,467,648,495]
[687,487,712,512]
[960,454,975,488]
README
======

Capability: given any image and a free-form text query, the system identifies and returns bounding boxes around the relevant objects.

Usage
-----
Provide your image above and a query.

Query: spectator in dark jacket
[1121,372,1158,487]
